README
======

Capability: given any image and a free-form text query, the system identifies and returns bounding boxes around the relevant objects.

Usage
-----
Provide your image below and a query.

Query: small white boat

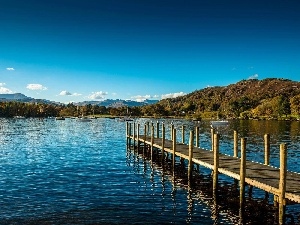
[77,117,92,122]
[14,116,26,119]
[118,116,133,122]
[55,117,65,120]
[210,120,229,127]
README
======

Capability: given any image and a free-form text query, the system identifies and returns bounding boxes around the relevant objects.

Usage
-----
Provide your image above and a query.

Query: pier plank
[129,134,300,204]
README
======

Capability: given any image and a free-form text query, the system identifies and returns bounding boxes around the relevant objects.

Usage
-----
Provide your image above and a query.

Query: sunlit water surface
[0,118,299,224]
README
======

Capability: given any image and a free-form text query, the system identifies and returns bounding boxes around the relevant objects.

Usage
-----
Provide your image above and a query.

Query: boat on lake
[210,120,229,127]
[118,116,133,122]
[55,117,65,120]
[77,116,92,122]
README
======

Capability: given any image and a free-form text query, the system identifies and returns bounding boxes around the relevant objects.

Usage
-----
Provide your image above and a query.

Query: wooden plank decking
[128,134,300,204]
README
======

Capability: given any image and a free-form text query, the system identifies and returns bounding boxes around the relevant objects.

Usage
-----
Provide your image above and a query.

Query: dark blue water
[0,118,299,224]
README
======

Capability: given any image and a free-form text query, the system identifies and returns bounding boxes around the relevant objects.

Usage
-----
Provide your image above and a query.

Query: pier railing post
[195,126,199,148]
[264,134,270,165]
[143,124,147,155]
[279,143,287,225]
[133,122,136,148]
[171,123,174,140]
[211,128,215,151]
[126,122,129,146]
[234,130,238,157]
[239,137,247,223]
[182,125,185,144]
[156,121,159,138]
[137,123,140,150]
[213,133,220,194]
[162,123,165,163]
[151,125,154,161]
[129,123,132,147]
[188,130,194,180]
[172,128,176,170]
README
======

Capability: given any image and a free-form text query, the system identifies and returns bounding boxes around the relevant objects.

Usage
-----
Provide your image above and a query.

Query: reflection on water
[0,118,299,224]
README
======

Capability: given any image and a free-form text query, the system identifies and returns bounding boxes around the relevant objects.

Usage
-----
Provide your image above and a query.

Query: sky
[0,0,299,103]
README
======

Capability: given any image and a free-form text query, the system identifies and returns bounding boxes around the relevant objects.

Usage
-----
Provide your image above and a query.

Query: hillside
[153,78,300,119]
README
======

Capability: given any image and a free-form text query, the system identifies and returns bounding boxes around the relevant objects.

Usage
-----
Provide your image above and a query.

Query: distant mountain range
[0,93,159,107]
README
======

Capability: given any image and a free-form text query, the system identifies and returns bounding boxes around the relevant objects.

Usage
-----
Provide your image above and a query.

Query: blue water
[0,118,299,224]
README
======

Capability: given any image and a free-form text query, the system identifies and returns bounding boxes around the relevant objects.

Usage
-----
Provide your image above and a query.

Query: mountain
[0,93,30,100]
[155,78,300,118]
[75,99,159,107]
[0,93,158,107]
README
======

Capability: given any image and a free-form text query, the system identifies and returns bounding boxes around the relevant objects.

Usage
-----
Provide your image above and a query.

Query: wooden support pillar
[188,130,194,181]
[195,126,199,148]
[137,123,140,150]
[128,123,132,147]
[161,123,165,164]
[151,125,154,161]
[234,130,238,157]
[126,121,129,146]
[213,134,219,195]
[156,121,159,138]
[211,128,215,151]
[279,143,287,225]
[264,134,270,165]
[143,124,147,155]
[133,122,136,147]
[182,125,185,144]
[239,137,247,223]
[172,128,176,170]
[146,122,150,135]
[171,123,174,140]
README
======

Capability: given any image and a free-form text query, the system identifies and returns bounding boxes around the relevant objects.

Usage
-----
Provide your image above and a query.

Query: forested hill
[143,78,300,119]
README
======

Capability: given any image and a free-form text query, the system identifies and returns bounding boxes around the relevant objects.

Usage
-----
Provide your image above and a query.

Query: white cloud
[6,68,15,71]
[130,94,161,102]
[131,95,151,102]
[161,92,186,99]
[59,90,82,96]
[88,91,108,100]
[0,87,13,94]
[248,74,259,80]
[59,90,72,96]
[26,83,47,91]
[0,83,13,94]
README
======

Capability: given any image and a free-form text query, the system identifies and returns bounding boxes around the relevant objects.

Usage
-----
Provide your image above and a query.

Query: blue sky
[1,0,299,103]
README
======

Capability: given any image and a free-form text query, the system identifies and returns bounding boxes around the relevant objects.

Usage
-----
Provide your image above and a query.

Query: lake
[0,118,299,224]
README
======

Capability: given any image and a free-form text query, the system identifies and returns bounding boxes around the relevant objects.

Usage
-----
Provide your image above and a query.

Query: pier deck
[128,135,300,204]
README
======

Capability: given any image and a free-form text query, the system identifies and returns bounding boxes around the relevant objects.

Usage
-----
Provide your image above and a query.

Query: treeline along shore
[1,78,300,120]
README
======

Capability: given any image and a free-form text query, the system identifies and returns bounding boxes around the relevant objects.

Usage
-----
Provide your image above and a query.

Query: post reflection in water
[126,130,288,225]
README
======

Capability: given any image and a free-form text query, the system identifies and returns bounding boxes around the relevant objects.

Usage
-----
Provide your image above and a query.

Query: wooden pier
[126,122,300,225]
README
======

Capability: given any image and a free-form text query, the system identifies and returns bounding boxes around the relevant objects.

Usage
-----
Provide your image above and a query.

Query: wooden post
[128,123,132,147]
[171,123,174,140]
[234,130,238,157]
[156,121,159,138]
[133,122,136,148]
[162,123,165,163]
[195,126,199,148]
[146,122,150,135]
[182,125,185,144]
[211,128,215,151]
[172,128,176,170]
[213,133,220,193]
[126,122,129,146]
[279,143,287,225]
[137,123,140,150]
[143,124,147,155]
[264,134,270,165]
[239,138,247,223]
[151,125,154,161]
[188,130,194,180]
